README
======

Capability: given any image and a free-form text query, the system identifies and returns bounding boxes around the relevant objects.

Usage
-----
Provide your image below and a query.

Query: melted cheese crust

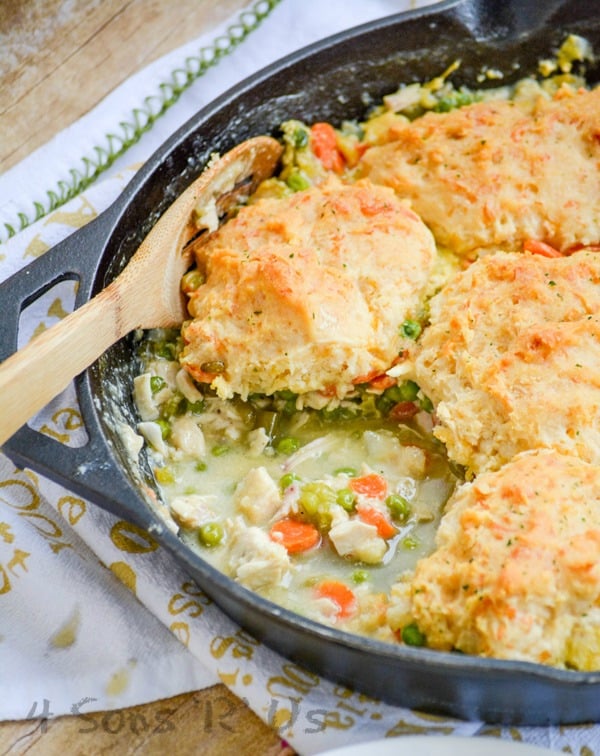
[359,86,600,256]
[181,176,437,399]
[415,249,600,475]
[390,450,600,669]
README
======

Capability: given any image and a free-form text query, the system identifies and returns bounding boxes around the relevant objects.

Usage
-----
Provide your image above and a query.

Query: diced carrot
[352,369,380,385]
[355,356,404,386]
[349,473,388,500]
[566,243,600,254]
[269,518,320,553]
[356,504,397,539]
[320,384,338,398]
[352,370,396,390]
[523,239,563,258]
[389,401,419,420]
[314,579,357,618]
[183,364,216,384]
[310,123,345,173]
[369,374,397,391]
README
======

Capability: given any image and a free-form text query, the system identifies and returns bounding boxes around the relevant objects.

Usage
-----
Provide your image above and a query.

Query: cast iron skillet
[2,0,600,725]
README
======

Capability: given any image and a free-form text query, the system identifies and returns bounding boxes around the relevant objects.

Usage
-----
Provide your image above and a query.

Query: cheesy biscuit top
[181,176,437,400]
[389,450,600,670]
[414,249,600,475]
[358,86,600,257]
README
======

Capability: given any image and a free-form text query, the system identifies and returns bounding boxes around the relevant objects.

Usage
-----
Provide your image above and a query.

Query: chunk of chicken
[232,467,283,525]
[329,519,387,564]
[226,517,290,590]
[170,494,218,530]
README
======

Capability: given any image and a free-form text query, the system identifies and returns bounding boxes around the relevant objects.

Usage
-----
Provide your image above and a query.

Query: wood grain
[0,1,292,752]
[0,0,248,173]
[0,687,295,755]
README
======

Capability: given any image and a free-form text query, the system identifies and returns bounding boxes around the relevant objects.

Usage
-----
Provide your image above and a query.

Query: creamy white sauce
[132,335,457,639]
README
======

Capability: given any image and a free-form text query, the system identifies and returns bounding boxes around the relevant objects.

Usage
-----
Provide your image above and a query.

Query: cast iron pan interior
[2,0,600,724]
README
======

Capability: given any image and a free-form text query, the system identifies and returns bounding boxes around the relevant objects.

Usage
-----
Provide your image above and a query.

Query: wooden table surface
[0,1,293,753]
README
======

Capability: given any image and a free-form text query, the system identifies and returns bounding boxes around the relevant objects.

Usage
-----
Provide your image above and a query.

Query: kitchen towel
[0,1,598,753]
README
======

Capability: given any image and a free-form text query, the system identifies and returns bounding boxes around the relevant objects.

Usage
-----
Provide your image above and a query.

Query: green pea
[293,126,309,148]
[336,488,356,512]
[434,91,480,113]
[155,342,178,360]
[401,622,426,647]
[276,437,300,455]
[161,394,186,418]
[187,399,206,414]
[200,360,226,374]
[321,406,356,422]
[281,398,297,415]
[275,389,297,401]
[299,482,336,510]
[386,494,412,523]
[156,419,171,440]
[211,444,230,457]
[195,461,207,472]
[401,319,422,340]
[334,467,357,477]
[352,570,369,584]
[402,535,419,550]
[150,375,166,394]
[381,384,404,403]
[398,380,420,402]
[181,269,205,294]
[376,392,398,414]
[198,522,224,547]
[377,382,420,414]
[298,482,336,530]
[418,394,434,413]
[286,170,310,192]
[280,472,300,491]
[275,389,298,414]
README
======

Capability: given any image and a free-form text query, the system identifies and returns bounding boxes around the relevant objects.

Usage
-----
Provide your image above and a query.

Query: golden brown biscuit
[389,450,600,669]
[358,86,600,256]
[414,249,600,475]
[180,176,437,400]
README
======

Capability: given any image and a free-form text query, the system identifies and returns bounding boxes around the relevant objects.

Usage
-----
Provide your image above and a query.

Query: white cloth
[0,1,598,753]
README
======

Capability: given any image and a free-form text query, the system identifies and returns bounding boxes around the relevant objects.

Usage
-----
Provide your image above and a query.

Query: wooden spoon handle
[0,136,283,448]
[0,285,131,447]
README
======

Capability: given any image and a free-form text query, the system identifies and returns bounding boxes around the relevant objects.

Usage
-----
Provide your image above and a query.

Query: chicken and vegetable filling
[135,331,455,640]
[131,35,600,669]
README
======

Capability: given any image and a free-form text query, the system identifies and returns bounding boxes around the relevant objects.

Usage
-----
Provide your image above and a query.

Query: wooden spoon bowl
[0,136,283,446]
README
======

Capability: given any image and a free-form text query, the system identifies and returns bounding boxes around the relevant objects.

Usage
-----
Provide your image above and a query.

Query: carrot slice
[356,504,397,539]
[314,580,357,618]
[389,401,419,420]
[269,518,320,553]
[310,122,345,173]
[369,374,397,391]
[349,473,388,500]
[352,370,395,389]
[352,369,380,385]
[523,239,563,258]
[566,243,600,254]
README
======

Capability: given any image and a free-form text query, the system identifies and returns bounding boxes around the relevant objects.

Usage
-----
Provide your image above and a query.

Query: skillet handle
[0,206,118,444]
[0,205,120,361]
[4,406,153,530]
[0,204,154,528]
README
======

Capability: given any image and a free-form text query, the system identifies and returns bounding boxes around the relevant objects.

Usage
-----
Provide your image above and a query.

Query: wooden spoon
[0,136,283,447]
